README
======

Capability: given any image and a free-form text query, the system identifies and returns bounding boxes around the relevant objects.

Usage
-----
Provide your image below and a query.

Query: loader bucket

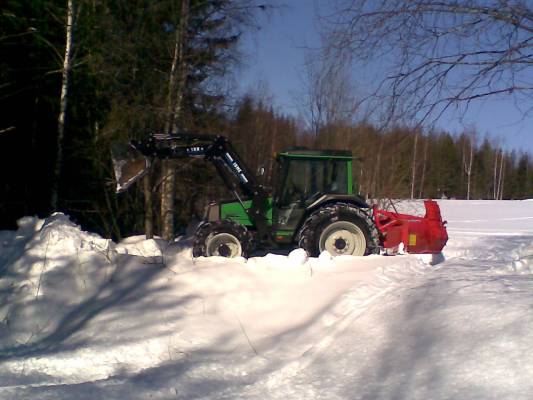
[111,141,151,193]
[373,200,448,254]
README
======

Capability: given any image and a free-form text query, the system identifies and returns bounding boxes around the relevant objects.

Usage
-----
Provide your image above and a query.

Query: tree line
[1,0,532,240]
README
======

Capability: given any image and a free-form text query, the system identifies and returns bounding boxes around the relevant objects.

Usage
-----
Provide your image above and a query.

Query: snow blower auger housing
[112,133,448,258]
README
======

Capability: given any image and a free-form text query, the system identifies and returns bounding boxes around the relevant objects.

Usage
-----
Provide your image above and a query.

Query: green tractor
[112,133,447,258]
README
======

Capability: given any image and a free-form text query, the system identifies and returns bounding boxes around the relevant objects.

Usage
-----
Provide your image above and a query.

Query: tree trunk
[418,135,428,198]
[160,0,190,241]
[466,141,473,200]
[160,159,176,240]
[372,137,384,198]
[463,135,474,200]
[51,0,75,210]
[410,130,419,199]
[268,116,277,183]
[493,150,499,199]
[500,157,505,200]
[460,138,466,194]
[497,152,505,200]
[144,172,154,239]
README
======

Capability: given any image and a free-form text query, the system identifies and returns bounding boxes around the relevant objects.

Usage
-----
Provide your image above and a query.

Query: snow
[1,200,533,399]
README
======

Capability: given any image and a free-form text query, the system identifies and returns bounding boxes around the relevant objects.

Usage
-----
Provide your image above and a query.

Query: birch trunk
[160,160,176,240]
[500,157,505,200]
[497,152,505,200]
[418,135,428,198]
[144,172,154,239]
[493,151,499,199]
[160,0,190,241]
[51,0,75,210]
[466,141,473,200]
[410,130,419,199]
[463,135,474,200]
[372,137,384,198]
[268,118,277,183]
[460,141,465,191]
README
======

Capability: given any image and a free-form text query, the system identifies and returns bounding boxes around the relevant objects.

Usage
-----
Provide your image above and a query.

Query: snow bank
[490,241,533,275]
[0,211,437,392]
[2,200,533,399]
[0,213,116,350]
[116,235,163,258]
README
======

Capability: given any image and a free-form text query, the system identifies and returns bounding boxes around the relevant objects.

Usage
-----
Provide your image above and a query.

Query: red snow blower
[373,200,448,254]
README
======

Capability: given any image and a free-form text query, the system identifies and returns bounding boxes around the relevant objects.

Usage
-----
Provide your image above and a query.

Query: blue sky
[237,0,533,153]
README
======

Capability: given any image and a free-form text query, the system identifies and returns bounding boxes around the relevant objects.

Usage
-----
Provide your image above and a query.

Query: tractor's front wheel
[298,203,380,257]
[193,220,253,258]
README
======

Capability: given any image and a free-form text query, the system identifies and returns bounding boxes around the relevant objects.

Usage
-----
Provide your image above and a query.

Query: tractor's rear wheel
[298,203,380,257]
[193,220,253,258]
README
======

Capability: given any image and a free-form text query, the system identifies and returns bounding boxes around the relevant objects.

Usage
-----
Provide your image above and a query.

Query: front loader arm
[129,133,261,195]
[112,132,271,239]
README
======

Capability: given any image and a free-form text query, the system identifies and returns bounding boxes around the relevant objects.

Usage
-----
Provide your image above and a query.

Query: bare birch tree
[418,134,429,198]
[300,46,360,140]
[410,129,419,199]
[493,149,502,200]
[463,131,476,200]
[325,0,533,125]
[51,0,75,210]
[160,0,190,241]
[496,151,505,200]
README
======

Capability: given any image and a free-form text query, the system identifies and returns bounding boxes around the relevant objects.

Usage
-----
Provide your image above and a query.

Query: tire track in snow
[241,257,433,397]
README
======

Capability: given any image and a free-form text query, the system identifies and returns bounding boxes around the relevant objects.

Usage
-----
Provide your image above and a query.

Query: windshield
[277,158,348,207]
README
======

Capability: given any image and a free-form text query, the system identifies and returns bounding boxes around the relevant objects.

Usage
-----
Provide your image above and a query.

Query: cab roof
[277,147,353,160]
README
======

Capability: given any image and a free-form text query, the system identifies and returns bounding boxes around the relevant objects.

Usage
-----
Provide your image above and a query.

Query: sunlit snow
[1,200,533,399]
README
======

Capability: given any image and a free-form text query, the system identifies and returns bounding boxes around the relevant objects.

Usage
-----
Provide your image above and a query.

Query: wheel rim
[206,233,242,257]
[319,221,366,256]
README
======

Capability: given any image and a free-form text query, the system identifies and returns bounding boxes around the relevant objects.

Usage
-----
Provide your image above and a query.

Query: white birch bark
[497,152,505,200]
[51,0,75,210]
[418,135,428,198]
[493,150,499,199]
[500,157,505,200]
[410,130,419,199]
[161,0,190,241]
[463,133,475,200]
[466,141,474,200]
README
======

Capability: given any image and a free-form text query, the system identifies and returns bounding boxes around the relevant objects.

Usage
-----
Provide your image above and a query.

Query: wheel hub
[319,221,367,256]
[218,243,231,257]
[334,238,347,250]
[206,232,242,258]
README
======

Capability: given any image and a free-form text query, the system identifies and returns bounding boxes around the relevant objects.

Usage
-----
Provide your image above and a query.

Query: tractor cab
[273,149,355,234]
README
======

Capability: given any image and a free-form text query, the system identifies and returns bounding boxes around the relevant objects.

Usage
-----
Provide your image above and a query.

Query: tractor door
[273,156,349,236]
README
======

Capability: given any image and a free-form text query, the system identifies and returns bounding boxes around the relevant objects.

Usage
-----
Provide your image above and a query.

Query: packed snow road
[1,200,533,399]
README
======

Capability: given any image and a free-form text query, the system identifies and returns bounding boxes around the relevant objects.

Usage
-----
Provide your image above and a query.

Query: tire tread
[297,202,380,257]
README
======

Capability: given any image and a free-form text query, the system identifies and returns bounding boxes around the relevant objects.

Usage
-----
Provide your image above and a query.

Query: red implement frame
[372,200,448,254]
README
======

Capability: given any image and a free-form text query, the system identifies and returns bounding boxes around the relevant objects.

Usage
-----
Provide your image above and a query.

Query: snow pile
[115,235,163,258]
[511,242,533,274]
[0,211,435,393]
[489,241,533,275]
[0,213,116,350]
[3,200,533,399]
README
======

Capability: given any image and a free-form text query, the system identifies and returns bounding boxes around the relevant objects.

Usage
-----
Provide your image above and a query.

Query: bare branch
[0,126,15,135]
[324,0,533,125]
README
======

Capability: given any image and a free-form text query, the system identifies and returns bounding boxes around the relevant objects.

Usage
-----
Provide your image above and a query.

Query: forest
[1,0,533,240]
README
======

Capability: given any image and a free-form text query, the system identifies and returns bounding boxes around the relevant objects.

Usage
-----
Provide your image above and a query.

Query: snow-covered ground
[1,200,533,399]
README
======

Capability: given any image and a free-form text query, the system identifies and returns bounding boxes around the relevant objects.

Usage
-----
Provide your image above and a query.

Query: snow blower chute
[112,133,448,257]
